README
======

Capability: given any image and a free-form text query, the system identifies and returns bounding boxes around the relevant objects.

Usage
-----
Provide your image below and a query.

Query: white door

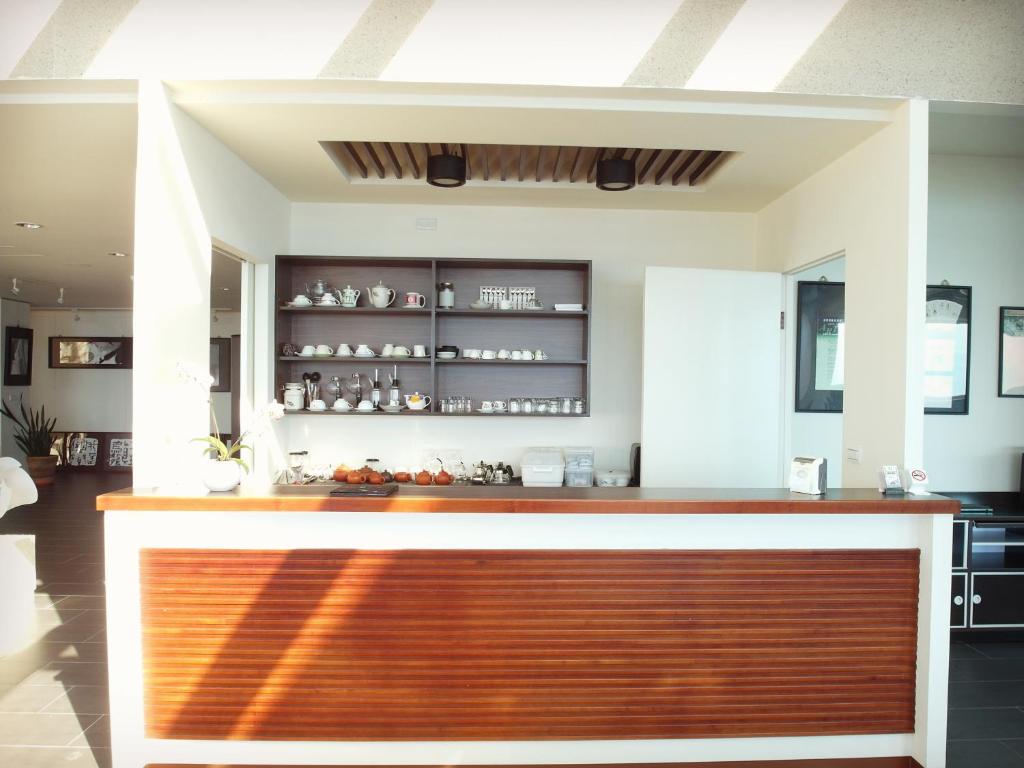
[641,267,784,487]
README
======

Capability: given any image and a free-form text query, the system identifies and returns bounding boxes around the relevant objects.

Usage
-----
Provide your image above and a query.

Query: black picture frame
[998,306,1024,398]
[4,326,33,386]
[210,338,231,392]
[49,337,132,369]
[924,285,972,415]
[795,281,845,413]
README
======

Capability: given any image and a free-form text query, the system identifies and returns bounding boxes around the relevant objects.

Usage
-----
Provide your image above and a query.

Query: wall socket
[846,447,863,464]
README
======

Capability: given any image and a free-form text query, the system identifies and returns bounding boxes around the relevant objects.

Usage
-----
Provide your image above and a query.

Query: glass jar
[438,282,455,309]
[287,451,308,484]
[559,397,573,414]
[282,383,304,411]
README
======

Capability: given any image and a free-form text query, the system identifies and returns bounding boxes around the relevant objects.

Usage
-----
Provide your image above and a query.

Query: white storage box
[595,469,630,487]
[564,468,594,487]
[521,448,565,488]
[563,446,595,470]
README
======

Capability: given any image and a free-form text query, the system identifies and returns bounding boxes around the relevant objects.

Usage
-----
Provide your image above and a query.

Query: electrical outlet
[846,447,863,464]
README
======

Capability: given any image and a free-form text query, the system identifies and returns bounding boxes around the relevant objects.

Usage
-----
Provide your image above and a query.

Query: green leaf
[230,457,250,474]
[191,436,228,460]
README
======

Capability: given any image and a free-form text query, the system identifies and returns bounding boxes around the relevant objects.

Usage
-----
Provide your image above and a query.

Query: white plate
[391,353,411,359]
[381,405,405,413]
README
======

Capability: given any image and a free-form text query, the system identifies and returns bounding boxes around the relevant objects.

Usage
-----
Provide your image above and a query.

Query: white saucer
[477,408,494,413]
[401,305,424,309]
[316,302,340,308]
[313,352,333,357]
[436,352,456,359]
[391,352,410,359]
[308,407,327,412]
[287,302,314,308]
[381,404,405,413]
[353,352,375,358]
[297,353,314,357]
[335,353,352,358]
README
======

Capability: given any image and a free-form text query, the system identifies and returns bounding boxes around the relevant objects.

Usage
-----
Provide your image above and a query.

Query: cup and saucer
[381,403,405,414]
[333,399,352,412]
[356,400,375,412]
[288,295,313,308]
[308,399,327,412]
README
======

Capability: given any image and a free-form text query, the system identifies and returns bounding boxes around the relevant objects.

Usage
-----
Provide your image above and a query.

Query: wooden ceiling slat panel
[568,146,584,183]
[637,148,662,184]
[341,141,368,179]
[670,149,702,186]
[690,150,725,186]
[550,146,564,182]
[586,147,603,183]
[363,142,386,179]
[402,142,420,180]
[326,142,728,187]
[382,142,403,179]
[654,149,682,185]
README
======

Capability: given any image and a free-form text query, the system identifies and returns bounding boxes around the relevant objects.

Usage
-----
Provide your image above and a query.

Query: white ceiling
[0,100,137,309]
[171,81,899,213]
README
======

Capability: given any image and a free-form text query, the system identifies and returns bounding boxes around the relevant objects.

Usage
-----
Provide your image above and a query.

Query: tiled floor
[1,475,1023,767]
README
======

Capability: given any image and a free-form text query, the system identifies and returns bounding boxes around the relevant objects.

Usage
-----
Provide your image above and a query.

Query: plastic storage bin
[521,448,565,488]
[564,467,595,487]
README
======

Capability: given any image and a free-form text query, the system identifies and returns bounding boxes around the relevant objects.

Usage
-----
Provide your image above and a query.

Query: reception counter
[97,486,957,768]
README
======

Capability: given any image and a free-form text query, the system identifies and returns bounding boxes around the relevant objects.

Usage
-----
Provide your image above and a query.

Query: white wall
[30,310,132,433]
[925,155,1024,491]
[757,101,929,487]
[0,299,32,460]
[285,203,756,473]
[787,258,845,485]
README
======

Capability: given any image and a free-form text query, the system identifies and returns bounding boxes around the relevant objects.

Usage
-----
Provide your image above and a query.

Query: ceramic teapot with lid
[366,280,396,308]
[338,285,360,307]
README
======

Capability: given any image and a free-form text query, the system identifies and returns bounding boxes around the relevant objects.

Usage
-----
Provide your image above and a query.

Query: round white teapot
[366,280,395,308]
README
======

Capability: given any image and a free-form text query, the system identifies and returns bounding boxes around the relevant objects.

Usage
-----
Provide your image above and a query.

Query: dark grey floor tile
[976,643,1024,660]
[947,739,1024,767]
[951,658,1024,682]
[952,681,1024,708]
[952,641,990,659]
[949,707,1024,740]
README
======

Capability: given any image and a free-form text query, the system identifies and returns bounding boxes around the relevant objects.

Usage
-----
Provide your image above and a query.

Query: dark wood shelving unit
[276,256,592,416]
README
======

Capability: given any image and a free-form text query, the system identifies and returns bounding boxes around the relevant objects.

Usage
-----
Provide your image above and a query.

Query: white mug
[309,399,327,411]
[381,343,395,357]
[393,345,411,356]
[300,345,316,356]
[521,349,535,360]
[482,350,496,360]
[336,343,352,357]
[481,400,493,410]
[497,349,511,359]
[357,400,374,411]
[511,350,523,360]
[315,344,333,355]
[355,344,373,356]
[492,400,507,411]
[413,344,427,357]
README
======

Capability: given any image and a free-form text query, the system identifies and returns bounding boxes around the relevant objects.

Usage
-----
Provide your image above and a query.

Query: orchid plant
[178,362,285,474]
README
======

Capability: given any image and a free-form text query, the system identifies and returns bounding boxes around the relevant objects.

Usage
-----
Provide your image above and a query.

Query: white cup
[355,344,373,356]
[300,345,315,356]
[336,343,352,357]
[393,345,411,356]
[357,400,374,411]
[318,294,339,305]
[381,343,395,357]
[482,350,496,360]
[309,399,327,411]
[499,299,513,310]
[535,349,547,360]
[481,400,493,410]
[511,350,523,360]
[292,294,312,306]
[464,348,481,359]
[413,344,427,357]
[497,349,511,359]
[333,399,351,411]
[492,400,507,411]
[521,349,535,360]
[315,344,333,355]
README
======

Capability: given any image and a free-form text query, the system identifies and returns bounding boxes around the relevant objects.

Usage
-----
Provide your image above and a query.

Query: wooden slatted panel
[141,549,918,741]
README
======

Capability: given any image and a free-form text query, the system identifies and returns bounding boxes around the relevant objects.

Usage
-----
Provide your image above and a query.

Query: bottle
[388,369,401,407]
[438,281,455,309]
[370,369,381,410]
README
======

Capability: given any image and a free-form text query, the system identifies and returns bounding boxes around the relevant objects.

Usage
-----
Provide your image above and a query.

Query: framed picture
[104,433,133,472]
[999,306,1024,397]
[4,326,33,386]
[210,338,231,392]
[795,281,845,413]
[925,285,971,414]
[49,337,132,369]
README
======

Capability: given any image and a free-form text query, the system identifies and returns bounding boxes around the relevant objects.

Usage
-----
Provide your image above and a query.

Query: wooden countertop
[97,484,959,515]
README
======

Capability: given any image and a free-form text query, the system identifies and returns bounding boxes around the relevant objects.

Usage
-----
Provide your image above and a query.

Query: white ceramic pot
[202,460,242,492]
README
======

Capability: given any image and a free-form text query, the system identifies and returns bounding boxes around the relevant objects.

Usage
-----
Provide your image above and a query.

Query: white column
[842,100,929,485]
[131,80,211,488]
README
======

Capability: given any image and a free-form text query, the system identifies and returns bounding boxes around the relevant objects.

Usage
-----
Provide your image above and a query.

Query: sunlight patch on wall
[382,0,680,87]
[686,0,848,92]
[87,0,371,79]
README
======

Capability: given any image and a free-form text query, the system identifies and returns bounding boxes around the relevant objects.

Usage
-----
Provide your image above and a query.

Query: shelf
[436,309,587,317]
[279,306,432,315]
[282,410,587,417]
[280,356,432,363]
[435,358,585,365]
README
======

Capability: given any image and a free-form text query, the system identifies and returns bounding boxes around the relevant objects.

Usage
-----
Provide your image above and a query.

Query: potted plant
[0,402,58,486]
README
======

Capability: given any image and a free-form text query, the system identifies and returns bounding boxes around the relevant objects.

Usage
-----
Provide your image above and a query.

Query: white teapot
[366,280,396,308]
[339,285,360,307]
[404,392,431,410]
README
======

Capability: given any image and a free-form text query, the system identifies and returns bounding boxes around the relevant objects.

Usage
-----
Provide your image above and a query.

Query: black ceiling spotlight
[427,152,466,188]
[596,156,636,191]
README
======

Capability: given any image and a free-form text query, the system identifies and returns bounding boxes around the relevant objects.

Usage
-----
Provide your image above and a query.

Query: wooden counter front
[97,485,959,515]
